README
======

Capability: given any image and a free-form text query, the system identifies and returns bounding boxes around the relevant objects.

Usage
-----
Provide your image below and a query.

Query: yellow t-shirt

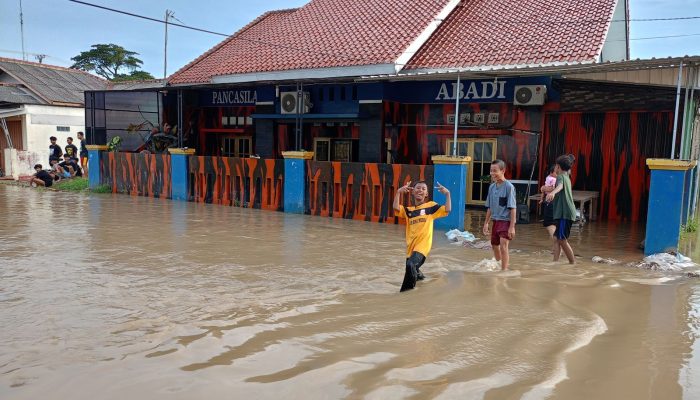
[397,201,448,257]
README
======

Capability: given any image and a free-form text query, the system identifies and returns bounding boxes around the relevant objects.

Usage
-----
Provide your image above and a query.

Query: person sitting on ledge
[50,159,69,180]
[59,154,82,177]
[31,164,56,187]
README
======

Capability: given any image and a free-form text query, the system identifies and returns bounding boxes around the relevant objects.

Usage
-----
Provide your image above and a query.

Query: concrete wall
[24,104,85,157]
[600,0,628,62]
[3,148,47,178]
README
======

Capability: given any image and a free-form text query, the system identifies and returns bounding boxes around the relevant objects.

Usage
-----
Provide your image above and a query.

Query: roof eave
[211,63,399,84]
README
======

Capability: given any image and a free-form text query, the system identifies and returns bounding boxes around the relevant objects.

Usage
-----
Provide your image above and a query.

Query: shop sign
[198,86,275,106]
[385,77,551,103]
[203,89,257,106]
[435,81,507,101]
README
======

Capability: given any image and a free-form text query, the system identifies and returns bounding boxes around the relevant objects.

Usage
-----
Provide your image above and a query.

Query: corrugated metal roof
[108,79,166,90]
[0,85,41,104]
[0,57,107,105]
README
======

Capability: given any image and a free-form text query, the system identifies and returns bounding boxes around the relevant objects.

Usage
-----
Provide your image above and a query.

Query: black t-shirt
[36,170,53,186]
[79,139,88,157]
[59,161,82,176]
[65,144,78,159]
[49,144,63,160]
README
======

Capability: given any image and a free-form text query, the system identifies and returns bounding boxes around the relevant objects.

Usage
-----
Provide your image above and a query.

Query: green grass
[683,216,699,233]
[680,215,699,241]
[50,178,112,194]
[90,184,112,194]
[52,177,88,192]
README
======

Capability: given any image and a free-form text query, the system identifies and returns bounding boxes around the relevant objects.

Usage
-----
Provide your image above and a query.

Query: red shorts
[490,220,512,245]
[80,156,88,168]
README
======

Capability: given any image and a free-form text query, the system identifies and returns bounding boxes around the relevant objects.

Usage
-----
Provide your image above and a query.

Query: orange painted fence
[100,152,172,198]
[306,161,434,223]
[188,156,284,211]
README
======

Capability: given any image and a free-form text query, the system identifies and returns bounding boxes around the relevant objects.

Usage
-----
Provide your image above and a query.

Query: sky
[0,0,699,78]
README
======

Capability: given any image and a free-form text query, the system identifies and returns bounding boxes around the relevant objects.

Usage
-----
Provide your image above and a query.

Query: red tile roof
[169,0,619,84]
[169,0,453,84]
[406,0,616,70]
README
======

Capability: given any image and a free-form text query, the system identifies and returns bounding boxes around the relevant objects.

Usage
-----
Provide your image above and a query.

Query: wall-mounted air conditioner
[280,91,312,114]
[513,85,547,106]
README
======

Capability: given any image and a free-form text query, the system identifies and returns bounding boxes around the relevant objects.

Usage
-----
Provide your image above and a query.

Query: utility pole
[164,9,174,80]
[163,10,183,80]
[19,0,26,61]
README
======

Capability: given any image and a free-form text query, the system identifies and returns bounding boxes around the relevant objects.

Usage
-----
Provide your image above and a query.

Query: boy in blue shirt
[482,159,517,270]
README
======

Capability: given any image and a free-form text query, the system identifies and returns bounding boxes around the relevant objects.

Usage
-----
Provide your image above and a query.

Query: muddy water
[1,184,700,400]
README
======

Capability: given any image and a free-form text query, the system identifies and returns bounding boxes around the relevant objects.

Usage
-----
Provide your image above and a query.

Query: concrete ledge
[647,159,697,171]
[282,151,314,160]
[168,148,197,155]
[431,155,472,165]
[86,145,108,151]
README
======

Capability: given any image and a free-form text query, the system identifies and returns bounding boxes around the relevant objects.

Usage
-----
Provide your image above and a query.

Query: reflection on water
[1,184,700,399]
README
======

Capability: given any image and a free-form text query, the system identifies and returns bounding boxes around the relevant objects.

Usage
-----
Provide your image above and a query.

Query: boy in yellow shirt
[394,180,451,292]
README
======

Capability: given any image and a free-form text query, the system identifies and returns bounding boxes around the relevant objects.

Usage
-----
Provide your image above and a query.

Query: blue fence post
[282,151,314,214]
[168,148,195,201]
[86,145,108,189]
[431,155,470,231]
[645,159,697,256]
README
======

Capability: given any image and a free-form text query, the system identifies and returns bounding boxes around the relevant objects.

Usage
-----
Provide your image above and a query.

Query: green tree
[71,44,151,80]
[113,70,156,82]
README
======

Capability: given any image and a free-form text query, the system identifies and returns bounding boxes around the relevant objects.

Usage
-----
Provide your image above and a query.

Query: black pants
[400,251,426,292]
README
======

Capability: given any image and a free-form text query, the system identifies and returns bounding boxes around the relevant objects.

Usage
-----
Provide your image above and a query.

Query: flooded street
[2,184,700,399]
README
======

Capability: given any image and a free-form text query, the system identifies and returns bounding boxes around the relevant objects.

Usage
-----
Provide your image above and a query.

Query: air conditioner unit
[280,91,312,114]
[513,85,547,106]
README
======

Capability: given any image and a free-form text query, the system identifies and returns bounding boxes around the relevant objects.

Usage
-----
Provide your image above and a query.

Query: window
[328,87,335,101]
[351,86,357,100]
[238,137,251,158]
[222,137,235,156]
[318,87,324,102]
[340,86,346,101]
[56,126,70,132]
[314,138,330,161]
[332,140,352,162]
[221,137,252,157]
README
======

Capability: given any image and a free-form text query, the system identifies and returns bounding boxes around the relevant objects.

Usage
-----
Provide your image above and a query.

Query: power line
[0,48,73,65]
[630,32,700,41]
[67,0,369,63]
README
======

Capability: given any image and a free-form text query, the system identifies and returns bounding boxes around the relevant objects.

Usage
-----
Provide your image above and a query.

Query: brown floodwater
[1,184,700,399]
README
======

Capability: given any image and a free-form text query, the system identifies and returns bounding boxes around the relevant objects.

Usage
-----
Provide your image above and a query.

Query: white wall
[600,0,628,62]
[24,104,86,160]
[4,148,48,178]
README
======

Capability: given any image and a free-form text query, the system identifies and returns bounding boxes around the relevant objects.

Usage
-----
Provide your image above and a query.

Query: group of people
[394,154,577,292]
[31,132,88,188]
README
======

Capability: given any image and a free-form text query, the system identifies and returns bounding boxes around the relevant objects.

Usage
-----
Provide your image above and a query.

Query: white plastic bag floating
[633,253,696,272]
[445,229,476,243]
[592,256,620,264]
